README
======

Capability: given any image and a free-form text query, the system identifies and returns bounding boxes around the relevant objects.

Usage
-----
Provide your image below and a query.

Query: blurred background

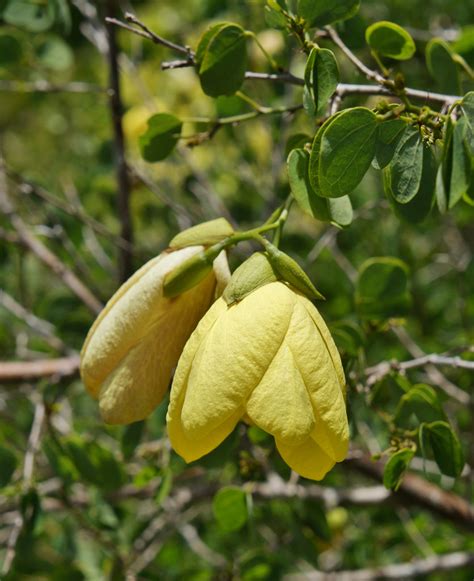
[0,0,473,579]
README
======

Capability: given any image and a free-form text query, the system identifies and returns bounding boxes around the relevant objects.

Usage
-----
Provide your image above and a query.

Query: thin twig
[325,25,387,85]
[0,80,106,94]
[0,355,80,382]
[0,155,103,315]
[106,13,195,59]
[285,551,474,580]
[0,290,67,353]
[366,352,474,386]
[2,399,46,575]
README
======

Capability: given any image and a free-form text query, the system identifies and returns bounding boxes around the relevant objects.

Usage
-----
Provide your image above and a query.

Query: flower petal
[97,281,214,424]
[179,282,295,439]
[81,246,206,397]
[288,298,349,461]
[246,342,315,445]
[167,299,241,461]
[276,435,336,480]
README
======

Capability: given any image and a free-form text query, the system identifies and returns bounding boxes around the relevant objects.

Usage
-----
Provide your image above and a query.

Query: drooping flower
[80,246,230,425]
[167,281,349,480]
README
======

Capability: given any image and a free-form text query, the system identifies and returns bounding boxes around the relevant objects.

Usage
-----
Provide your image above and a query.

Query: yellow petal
[80,246,228,424]
[246,343,315,445]
[276,435,336,481]
[167,299,242,461]
[81,246,205,396]
[298,295,346,393]
[287,298,349,462]
[179,282,295,439]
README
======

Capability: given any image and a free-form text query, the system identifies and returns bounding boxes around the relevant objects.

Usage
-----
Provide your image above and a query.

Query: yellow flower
[167,281,349,480]
[80,246,230,425]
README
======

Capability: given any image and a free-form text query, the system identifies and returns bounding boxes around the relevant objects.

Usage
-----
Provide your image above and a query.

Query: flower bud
[80,245,230,425]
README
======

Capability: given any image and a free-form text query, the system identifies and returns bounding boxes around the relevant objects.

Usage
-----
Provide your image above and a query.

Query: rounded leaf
[319,107,378,198]
[197,23,248,97]
[139,113,182,162]
[212,487,248,532]
[365,21,415,60]
[298,0,360,28]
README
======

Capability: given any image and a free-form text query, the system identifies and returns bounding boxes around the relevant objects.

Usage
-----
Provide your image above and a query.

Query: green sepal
[163,249,218,297]
[263,241,325,300]
[169,218,234,249]
[223,252,278,305]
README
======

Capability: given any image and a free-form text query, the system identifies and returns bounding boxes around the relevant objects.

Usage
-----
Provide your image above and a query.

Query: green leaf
[285,133,311,158]
[197,23,247,97]
[356,257,410,319]
[461,92,474,139]
[121,421,145,461]
[195,23,227,64]
[309,112,342,193]
[169,218,234,249]
[0,33,23,66]
[264,2,287,29]
[383,448,414,490]
[36,36,74,71]
[331,321,365,356]
[139,113,182,162]
[384,144,437,223]
[372,118,407,170]
[287,148,353,226]
[63,436,125,492]
[212,487,248,532]
[318,107,378,198]
[388,126,424,203]
[426,38,460,93]
[395,384,445,425]
[3,0,55,32]
[438,118,471,211]
[365,21,415,60]
[0,445,17,487]
[298,0,360,28]
[304,47,339,115]
[424,421,464,477]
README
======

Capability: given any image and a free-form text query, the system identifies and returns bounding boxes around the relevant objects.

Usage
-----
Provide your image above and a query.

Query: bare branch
[0,356,80,382]
[0,80,106,94]
[347,452,474,530]
[285,551,474,580]
[366,352,474,394]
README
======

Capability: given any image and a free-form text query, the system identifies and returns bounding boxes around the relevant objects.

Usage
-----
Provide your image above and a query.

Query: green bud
[169,218,234,249]
[163,251,214,297]
[263,240,325,301]
[223,252,278,305]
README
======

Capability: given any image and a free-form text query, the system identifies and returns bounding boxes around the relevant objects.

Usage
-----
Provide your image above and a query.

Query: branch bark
[0,356,80,382]
[106,1,134,282]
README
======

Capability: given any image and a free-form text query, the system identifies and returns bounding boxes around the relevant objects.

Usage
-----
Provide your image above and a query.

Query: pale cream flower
[81,246,230,424]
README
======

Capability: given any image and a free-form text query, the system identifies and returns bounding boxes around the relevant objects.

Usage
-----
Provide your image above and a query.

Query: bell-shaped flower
[80,246,230,425]
[167,281,348,480]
